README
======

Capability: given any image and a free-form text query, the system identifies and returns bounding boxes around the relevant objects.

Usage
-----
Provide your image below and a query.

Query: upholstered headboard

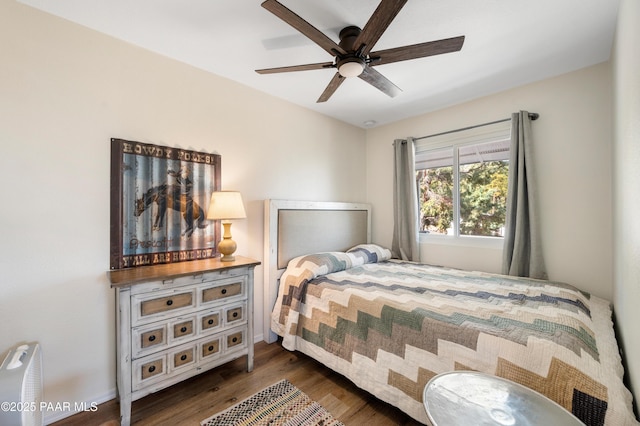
[263,200,371,342]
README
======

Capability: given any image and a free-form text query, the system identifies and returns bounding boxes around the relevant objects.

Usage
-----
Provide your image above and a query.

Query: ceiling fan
[256,0,465,103]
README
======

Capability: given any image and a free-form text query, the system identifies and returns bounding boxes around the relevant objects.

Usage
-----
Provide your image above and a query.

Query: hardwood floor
[52,340,423,426]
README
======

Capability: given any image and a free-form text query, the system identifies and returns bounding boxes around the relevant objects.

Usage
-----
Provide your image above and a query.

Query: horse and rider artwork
[134,183,207,237]
[110,138,221,269]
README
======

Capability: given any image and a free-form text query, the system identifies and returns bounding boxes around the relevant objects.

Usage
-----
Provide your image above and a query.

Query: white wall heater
[0,343,43,426]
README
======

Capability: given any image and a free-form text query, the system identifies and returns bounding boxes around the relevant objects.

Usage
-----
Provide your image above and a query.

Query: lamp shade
[207,191,246,220]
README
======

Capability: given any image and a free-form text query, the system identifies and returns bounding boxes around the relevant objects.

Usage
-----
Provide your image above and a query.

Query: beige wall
[612,0,640,404]
[0,2,366,422]
[366,62,614,300]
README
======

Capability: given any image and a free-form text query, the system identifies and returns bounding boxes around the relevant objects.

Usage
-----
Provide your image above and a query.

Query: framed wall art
[110,138,221,269]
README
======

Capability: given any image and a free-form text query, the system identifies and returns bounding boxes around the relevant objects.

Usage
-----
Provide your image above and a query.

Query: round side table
[423,371,585,426]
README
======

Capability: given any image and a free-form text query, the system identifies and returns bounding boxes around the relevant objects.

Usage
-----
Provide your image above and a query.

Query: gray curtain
[392,138,420,261]
[502,111,547,279]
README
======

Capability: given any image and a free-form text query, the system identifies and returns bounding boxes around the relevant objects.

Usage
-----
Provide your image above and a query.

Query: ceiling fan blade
[317,73,346,103]
[358,66,401,98]
[261,0,346,57]
[369,36,465,66]
[256,62,335,74]
[353,0,407,56]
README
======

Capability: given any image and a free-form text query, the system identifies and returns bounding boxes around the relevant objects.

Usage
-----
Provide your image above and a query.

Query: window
[414,121,511,239]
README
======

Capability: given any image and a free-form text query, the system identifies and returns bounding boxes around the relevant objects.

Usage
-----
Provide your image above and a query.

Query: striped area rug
[201,379,344,426]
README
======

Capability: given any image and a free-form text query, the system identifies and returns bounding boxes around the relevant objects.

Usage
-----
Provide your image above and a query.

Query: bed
[263,200,638,425]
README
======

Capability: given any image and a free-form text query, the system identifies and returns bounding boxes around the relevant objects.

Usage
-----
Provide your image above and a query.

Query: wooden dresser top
[108,256,260,288]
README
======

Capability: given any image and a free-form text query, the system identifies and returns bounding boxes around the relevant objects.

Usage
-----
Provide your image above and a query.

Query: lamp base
[218,222,237,262]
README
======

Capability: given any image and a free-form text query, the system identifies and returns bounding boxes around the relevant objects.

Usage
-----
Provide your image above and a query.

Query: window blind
[415,120,512,170]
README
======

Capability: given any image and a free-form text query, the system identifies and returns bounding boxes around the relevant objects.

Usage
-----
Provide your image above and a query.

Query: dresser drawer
[141,292,193,316]
[198,308,222,334]
[171,317,195,341]
[226,329,246,350]
[170,346,196,371]
[199,336,222,361]
[224,303,246,327]
[200,277,246,307]
[132,323,167,357]
[132,288,197,325]
[132,354,167,391]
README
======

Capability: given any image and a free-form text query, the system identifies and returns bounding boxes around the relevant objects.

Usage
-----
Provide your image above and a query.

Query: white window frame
[414,120,511,249]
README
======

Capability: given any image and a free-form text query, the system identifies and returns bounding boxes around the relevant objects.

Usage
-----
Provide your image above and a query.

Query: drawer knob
[208,345,214,351]
[180,354,187,361]
[149,335,156,342]
[232,337,238,343]
[166,300,173,306]
[221,289,227,295]
[232,312,238,318]
[148,366,156,373]
[180,326,187,333]
[208,319,214,325]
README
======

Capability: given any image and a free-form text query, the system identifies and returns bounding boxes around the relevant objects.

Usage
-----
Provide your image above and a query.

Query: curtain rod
[413,112,539,142]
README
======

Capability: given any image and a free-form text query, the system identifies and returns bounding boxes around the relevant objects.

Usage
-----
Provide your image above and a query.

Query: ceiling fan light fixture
[337,57,365,78]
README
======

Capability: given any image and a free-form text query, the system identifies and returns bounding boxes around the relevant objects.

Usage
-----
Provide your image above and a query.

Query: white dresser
[108,256,260,426]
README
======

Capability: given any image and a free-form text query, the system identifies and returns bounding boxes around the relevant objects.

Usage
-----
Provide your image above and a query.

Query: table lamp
[207,191,246,262]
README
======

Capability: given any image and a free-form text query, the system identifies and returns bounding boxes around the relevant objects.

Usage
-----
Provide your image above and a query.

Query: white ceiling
[18,0,620,128]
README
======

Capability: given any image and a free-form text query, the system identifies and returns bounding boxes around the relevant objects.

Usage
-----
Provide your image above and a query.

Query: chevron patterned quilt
[271,244,638,425]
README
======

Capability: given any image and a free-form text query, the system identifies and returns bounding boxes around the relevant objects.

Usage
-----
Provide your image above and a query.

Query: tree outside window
[416,139,509,238]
